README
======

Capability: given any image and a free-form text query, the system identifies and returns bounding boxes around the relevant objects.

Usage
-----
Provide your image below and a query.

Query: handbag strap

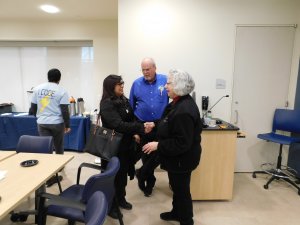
[92,113,101,135]
[96,113,101,126]
[95,110,117,139]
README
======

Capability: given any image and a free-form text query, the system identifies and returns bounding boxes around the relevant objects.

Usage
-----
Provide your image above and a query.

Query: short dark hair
[48,68,61,82]
[101,74,123,102]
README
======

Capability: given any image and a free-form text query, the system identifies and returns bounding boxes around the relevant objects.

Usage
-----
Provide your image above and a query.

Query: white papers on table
[0,170,7,181]
[0,113,12,116]
[14,113,29,116]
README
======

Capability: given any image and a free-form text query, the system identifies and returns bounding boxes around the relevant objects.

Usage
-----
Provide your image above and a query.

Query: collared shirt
[129,74,169,122]
[172,96,181,105]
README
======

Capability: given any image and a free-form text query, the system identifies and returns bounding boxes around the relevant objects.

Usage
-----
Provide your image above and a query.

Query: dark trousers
[138,129,159,188]
[102,147,130,203]
[38,123,65,154]
[140,151,160,187]
[114,147,130,202]
[168,171,194,225]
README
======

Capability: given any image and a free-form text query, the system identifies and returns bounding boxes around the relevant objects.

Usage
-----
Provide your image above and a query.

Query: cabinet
[191,130,237,200]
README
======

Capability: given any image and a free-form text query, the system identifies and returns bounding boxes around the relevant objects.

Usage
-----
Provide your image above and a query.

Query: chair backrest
[81,157,120,207]
[85,191,108,225]
[272,109,300,134]
[16,135,54,153]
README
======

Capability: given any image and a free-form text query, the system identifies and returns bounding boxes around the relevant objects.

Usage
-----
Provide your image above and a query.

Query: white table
[0,153,74,220]
[0,151,16,162]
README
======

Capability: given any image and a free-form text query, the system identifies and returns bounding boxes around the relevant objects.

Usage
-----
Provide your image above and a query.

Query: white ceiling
[0,0,118,21]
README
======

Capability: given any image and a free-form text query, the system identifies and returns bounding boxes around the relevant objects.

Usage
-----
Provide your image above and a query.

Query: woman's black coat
[157,94,202,173]
[100,96,144,178]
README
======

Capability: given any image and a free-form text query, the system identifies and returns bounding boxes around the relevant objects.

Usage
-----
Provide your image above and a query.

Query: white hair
[169,69,195,96]
[141,57,156,67]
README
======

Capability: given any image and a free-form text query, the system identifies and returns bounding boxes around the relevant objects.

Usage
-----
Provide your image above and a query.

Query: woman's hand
[144,122,155,133]
[142,141,158,154]
[133,134,141,144]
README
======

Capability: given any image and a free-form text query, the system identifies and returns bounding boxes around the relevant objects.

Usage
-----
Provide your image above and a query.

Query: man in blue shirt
[130,57,168,196]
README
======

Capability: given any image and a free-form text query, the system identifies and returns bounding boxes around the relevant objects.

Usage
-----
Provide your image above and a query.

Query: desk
[190,120,239,200]
[0,151,16,162]
[0,153,74,220]
[0,115,90,151]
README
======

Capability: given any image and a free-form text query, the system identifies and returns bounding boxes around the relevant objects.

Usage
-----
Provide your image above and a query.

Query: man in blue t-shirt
[130,57,169,197]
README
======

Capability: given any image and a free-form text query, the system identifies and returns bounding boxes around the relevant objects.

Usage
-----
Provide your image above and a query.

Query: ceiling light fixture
[40,5,60,14]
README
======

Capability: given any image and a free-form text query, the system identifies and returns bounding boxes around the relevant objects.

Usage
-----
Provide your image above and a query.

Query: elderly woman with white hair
[143,69,202,225]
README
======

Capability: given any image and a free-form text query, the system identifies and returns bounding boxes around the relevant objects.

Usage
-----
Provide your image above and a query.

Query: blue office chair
[10,135,62,223]
[15,135,62,193]
[16,135,54,154]
[38,191,108,225]
[252,109,300,194]
[38,156,123,225]
[85,191,108,225]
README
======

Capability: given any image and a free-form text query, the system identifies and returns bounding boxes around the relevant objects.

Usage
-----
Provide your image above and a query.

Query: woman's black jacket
[100,96,144,178]
[100,96,144,149]
[157,94,202,173]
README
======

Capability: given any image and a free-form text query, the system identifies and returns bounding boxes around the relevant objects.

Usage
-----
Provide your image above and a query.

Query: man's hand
[64,128,71,134]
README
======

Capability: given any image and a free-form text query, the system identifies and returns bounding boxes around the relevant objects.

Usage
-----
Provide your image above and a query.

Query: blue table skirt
[0,115,90,152]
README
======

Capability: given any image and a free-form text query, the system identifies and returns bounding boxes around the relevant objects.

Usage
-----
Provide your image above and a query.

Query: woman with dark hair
[100,74,154,218]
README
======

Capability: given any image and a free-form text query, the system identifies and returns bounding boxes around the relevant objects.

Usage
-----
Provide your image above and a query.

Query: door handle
[234,110,238,124]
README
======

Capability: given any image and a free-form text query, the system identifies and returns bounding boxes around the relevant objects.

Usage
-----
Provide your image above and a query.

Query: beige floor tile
[1,152,300,225]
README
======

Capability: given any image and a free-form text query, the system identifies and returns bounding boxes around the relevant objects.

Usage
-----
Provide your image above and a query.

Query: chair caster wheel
[10,213,19,222]
[263,184,268,189]
[252,173,256,178]
[19,214,28,222]
[10,213,28,222]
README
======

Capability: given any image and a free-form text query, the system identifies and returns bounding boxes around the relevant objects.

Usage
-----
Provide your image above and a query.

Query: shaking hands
[144,122,155,134]
[133,122,155,144]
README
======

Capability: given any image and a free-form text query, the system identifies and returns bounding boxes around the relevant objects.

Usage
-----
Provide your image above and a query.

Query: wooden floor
[1,151,300,225]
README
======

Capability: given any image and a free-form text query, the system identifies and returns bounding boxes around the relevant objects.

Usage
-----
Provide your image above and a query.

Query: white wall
[1,0,300,120]
[118,0,300,121]
[0,19,118,112]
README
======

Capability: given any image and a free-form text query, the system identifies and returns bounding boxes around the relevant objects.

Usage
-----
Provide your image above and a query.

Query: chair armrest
[76,162,103,184]
[39,192,86,211]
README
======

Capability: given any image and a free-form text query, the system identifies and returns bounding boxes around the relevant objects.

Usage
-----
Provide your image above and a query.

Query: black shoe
[160,211,179,221]
[119,199,133,210]
[144,186,153,197]
[46,175,63,187]
[136,169,146,191]
[108,209,123,219]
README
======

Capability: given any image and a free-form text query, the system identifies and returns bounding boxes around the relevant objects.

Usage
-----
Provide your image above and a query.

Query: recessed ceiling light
[40,5,60,14]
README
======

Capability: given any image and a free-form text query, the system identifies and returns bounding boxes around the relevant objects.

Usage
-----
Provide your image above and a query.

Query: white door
[232,26,295,172]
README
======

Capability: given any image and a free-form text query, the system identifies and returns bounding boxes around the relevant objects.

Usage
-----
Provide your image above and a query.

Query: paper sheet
[0,170,7,180]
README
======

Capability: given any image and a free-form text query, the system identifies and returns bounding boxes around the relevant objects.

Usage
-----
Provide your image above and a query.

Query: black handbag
[84,117,123,160]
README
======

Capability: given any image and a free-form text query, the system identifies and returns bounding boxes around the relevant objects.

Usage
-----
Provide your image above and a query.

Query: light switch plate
[216,79,226,89]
